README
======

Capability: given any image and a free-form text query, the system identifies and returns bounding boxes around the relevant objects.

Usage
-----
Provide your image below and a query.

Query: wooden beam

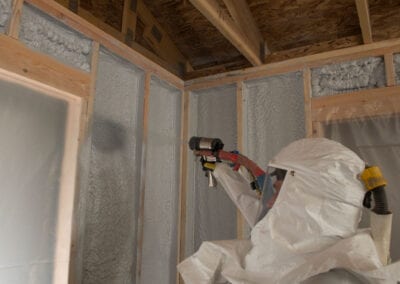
[135,72,151,283]
[303,68,313,137]
[137,0,190,74]
[384,53,396,87]
[355,0,373,44]
[222,0,265,55]
[0,34,90,98]
[189,0,262,66]
[122,0,138,45]
[311,85,400,122]
[236,81,245,240]
[177,90,189,284]
[185,37,400,91]
[25,0,184,88]
[7,0,24,39]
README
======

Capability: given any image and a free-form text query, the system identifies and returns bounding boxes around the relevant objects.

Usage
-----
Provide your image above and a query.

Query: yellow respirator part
[360,166,387,191]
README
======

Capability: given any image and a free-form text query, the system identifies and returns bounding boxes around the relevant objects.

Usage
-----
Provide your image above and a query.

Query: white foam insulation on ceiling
[186,85,238,255]
[81,47,144,284]
[0,79,67,284]
[243,72,306,169]
[311,57,386,97]
[19,3,92,72]
[394,53,400,85]
[0,0,12,34]
[139,76,182,284]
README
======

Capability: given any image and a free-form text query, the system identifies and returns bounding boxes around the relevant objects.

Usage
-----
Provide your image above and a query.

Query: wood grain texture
[0,34,91,98]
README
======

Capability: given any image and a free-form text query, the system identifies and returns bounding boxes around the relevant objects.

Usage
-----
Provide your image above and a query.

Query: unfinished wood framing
[0,34,91,97]
[177,90,189,284]
[135,71,152,283]
[186,37,400,91]
[7,0,24,38]
[311,86,400,122]
[384,53,396,87]
[25,0,184,88]
[189,0,262,66]
[236,81,245,240]
[222,0,265,55]
[303,68,313,137]
[355,0,373,44]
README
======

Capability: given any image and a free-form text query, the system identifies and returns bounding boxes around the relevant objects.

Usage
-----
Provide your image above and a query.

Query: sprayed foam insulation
[0,79,67,284]
[323,115,400,261]
[395,53,400,85]
[243,72,305,169]
[81,47,144,284]
[19,3,92,72]
[311,57,386,97]
[0,0,12,34]
[139,76,182,284]
[186,84,238,256]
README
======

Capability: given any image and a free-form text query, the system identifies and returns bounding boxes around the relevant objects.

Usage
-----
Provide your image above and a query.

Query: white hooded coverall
[178,138,400,283]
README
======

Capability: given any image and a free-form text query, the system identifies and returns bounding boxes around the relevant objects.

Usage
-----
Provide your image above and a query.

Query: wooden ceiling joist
[189,0,263,66]
[222,0,266,55]
[355,0,373,44]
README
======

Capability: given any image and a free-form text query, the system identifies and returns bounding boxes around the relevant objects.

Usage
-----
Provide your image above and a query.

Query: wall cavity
[0,0,12,34]
[19,3,92,72]
[186,85,238,256]
[139,77,182,284]
[311,57,385,97]
[81,47,144,284]
[0,79,67,284]
[243,72,305,168]
[395,53,400,85]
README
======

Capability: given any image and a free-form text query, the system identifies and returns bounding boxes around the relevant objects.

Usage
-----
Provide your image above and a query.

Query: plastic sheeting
[178,138,400,283]
[0,0,12,34]
[80,48,144,284]
[323,115,400,261]
[139,77,182,284]
[19,3,92,72]
[311,57,386,97]
[0,79,67,283]
[186,85,237,256]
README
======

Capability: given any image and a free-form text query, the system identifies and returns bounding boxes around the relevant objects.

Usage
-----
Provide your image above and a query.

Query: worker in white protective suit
[178,138,400,283]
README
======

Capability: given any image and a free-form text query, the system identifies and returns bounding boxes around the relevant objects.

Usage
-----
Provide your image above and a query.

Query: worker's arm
[370,211,392,265]
[213,163,263,228]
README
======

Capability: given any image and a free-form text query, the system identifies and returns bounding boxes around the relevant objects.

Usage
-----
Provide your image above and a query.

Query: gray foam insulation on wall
[243,72,305,168]
[19,3,92,72]
[0,79,67,284]
[311,57,386,97]
[139,76,182,284]
[186,84,238,256]
[80,47,144,284]
[0,0,12,34]
[395,53,400,85]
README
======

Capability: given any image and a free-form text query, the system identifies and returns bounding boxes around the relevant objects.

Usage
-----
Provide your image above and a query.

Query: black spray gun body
[189,136,266,192]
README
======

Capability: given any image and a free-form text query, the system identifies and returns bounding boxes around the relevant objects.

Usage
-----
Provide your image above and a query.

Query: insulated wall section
[139,77,182,284]
[0,0,12,34]
[19,3,92,72]
[243,72,306,168]
[81,48,144,284]
[187,85,238,254]
[0,79,67,283]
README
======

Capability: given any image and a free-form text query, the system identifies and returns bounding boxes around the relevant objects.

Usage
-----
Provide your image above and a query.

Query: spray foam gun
[189,136,266,193]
